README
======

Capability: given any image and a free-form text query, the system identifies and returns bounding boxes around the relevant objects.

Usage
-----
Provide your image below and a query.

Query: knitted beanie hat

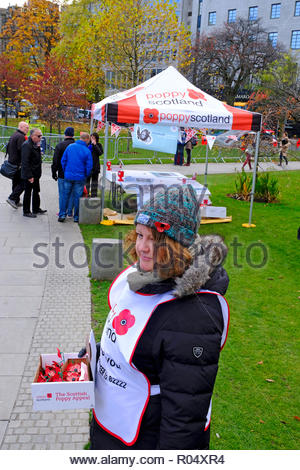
[64,127,74,137]
[135,185,201,247]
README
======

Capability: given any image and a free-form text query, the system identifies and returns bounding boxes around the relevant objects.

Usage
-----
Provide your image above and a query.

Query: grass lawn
[80,169,300,449]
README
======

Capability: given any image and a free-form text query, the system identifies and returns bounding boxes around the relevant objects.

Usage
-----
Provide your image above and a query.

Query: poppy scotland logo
[112,309,135,335]
[143,108,159,124]
[187,89,207,101]
[47,393,52,398]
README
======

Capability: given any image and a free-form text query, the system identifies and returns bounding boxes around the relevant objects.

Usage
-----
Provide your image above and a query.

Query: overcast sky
[1,0,26,7]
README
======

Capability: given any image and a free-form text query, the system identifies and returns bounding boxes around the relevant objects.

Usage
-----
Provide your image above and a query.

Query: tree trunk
[50,121,53,134]
[4,100,8,127]
[58,120,61,135]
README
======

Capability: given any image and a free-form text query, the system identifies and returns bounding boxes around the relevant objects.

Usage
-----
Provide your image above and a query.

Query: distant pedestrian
[184,138,192,166]
[174,128,186,166]
[59,132,93,223]
[242,135,254,170]
[86,132,103,197]
[51,127,75,218]
[21,128,47,218]
[278,132,290,166]
[6,121,29,209]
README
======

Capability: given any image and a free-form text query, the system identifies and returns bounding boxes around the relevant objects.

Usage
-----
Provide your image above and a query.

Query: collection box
[31,332,97,411]
[200,206,227,219]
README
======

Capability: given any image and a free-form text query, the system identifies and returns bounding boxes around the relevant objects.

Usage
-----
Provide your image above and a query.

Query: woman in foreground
[90,185,230,449]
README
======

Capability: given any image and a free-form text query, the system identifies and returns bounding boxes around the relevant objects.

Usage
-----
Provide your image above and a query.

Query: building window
[291,30,300,48]
[197,14,201,31]
[228,9,237,23]
[249,6,258,21]
[271,3,281,19]
[268,32,278,47]
[188,11,192,16]
[295,1,300,16]
[208,11,216,25]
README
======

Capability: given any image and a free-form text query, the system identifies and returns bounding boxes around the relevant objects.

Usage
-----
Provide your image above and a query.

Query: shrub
[230,171,280,203]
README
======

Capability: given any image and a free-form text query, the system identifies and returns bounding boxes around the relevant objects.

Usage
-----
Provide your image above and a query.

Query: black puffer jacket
[51,137,75,179]
[91,234,229,450]
[7,129,26,166]
[21,137,42,180]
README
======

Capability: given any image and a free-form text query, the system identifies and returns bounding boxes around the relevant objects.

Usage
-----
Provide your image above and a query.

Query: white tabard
[93,265,230,445]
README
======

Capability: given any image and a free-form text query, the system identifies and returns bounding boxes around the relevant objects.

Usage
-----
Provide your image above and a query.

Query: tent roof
[93,66,262,132]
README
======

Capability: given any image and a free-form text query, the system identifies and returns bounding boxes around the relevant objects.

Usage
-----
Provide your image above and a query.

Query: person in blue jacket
[59,132,93,223]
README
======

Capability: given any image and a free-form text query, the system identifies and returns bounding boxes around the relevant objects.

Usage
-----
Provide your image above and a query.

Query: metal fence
[0,124,299,164]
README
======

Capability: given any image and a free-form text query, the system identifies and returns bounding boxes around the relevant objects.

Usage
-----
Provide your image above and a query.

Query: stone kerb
[79,197,101,225]
[91,238,123,281]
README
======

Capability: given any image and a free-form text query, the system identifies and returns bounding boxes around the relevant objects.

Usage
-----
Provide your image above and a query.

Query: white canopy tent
[92,66,262,226]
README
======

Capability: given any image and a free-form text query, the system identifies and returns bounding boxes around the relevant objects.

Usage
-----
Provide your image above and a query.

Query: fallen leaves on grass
[257,361,264,365]
[259,419,265,424]
[294,416,300,421]
[265,378,275,383]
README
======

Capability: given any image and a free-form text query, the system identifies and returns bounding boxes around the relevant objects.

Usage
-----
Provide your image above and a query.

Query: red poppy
[187,88,207,101]
[112,309,135,335]
[154,221,170,233]
[201,136,207,145]
[143,108,159,124]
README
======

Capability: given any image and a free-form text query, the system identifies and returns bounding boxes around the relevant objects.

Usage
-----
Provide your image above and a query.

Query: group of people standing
[174,129,195,166]
[4,122,103,222]
[6,122,47,217]
[51,127,103,223]
[241,131,291,171]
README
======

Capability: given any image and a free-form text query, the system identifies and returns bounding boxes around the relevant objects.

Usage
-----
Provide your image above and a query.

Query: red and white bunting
[185,128,197,142]
[226,134,238,141]
[96,121,105,131]
[129,126,134,135]
[111,123,121,137]
[206,135,216,150]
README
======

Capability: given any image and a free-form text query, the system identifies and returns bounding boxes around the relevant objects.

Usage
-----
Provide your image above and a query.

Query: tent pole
[246,130,261,228]
[100,121,109,221]
[204,144,209,187]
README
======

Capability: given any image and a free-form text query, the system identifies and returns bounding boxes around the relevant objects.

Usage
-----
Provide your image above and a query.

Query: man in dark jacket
[21,128,47,218]
[6,121,29,209]
[51,127,75,219]
[59,132,93,222]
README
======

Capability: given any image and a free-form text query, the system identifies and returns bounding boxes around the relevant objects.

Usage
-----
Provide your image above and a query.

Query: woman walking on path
[242,135,254,170]
[278,132,290,166]
[85,185,230,450]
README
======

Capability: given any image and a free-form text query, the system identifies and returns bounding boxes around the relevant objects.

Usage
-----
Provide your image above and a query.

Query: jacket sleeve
[61,147,68,172]
[21,143,33,179]
[51,143,60,177]
[153,295,224,449]
[86,149,93,177]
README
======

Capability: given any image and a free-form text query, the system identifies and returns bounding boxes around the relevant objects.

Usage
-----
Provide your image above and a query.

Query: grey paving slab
[0,286,43,297]
[0,297,41,318]
[0,377,22,420]
[0,421,8,445]
[0,271,46,286]
[0,318,36,353]
[0,354,28,376]
[0,254,44,270]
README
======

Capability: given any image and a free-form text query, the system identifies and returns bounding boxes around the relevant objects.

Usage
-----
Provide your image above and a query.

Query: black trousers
[186,148,191,165]
[86,173,99,198]
[9,169,24,204]
[23,178,40,214]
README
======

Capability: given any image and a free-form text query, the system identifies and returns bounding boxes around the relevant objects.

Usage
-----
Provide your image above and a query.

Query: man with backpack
[6,121,29,209]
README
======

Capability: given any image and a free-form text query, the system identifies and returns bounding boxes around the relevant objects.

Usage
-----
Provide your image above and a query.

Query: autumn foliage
[25,56,88,133]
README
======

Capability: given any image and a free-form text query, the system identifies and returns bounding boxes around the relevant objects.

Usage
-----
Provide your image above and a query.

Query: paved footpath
[0,154,299,450]
[0,157,91,450]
